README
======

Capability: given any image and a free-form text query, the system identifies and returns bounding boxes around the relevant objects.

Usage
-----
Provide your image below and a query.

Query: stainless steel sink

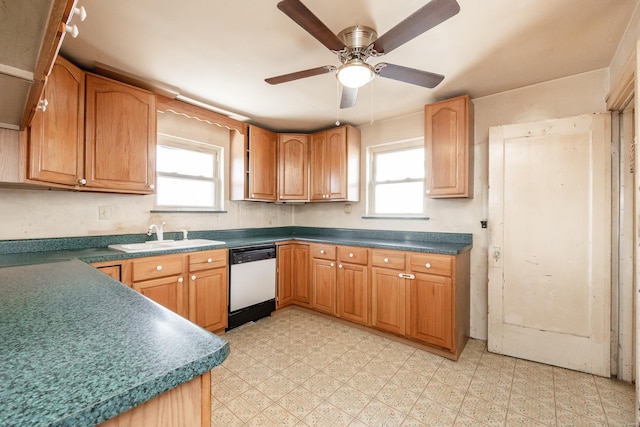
[108,239,226,253]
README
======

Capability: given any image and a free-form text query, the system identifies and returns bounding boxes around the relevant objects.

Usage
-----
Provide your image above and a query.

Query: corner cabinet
[424,94,473,198]
[230,124,277,201]
[85,74,156,194]
[310,125,360,202]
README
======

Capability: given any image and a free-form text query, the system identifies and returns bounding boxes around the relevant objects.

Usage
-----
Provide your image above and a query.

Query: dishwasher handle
[230,245,276,264]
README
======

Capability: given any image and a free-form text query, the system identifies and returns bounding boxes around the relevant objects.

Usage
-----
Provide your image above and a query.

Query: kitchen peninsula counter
[0,259,229,426]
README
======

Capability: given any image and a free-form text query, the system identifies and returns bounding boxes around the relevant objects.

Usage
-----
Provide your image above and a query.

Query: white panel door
[488,113,611,376]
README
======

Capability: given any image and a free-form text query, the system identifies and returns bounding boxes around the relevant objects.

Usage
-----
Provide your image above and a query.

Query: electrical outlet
[98,206,109,220]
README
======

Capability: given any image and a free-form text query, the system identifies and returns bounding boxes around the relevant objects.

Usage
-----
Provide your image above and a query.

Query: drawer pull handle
[178,277,183,283]
[156,265,162,271]
[425,263,431,269]
[191,275,196,280]
[320,250,325,254]
[383,258,389,263]
[349,253,354,258]
[398,273,415,279]
[207,258,213,263]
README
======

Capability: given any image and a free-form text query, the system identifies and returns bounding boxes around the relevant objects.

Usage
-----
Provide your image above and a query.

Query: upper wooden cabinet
[310,125,360,202]
[27,56,84,186]
[424,94,473,198]
[230,124,277,201]
[85,74,156,194]
[278,133,309,201]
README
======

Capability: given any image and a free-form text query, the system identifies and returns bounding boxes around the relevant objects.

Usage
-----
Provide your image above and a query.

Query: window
[368,139,425,217]
[155,133,223,210]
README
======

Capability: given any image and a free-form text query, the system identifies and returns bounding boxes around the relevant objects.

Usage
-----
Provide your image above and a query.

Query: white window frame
[367,138,426,217]
[154,132,224,211]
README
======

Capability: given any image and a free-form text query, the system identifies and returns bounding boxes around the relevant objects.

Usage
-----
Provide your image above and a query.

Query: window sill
[361,216,430,220]
[150,210,227,214]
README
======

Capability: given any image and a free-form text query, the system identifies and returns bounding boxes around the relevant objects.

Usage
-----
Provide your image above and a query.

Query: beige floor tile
[357,399,407,426]
[467,377,511,408]
[508,392,556,425]
[432,365,473,391]
[262,351,299,372]
[555,408,607,427]
[505,411,555,427]
[278,385,324,419]
[409,395,458,426]
[237,361,276,385]
[303,401,353,427]
[303,371,344,398]
[340,348,378,368]
[400,416,430,426]
[603,403,635,426]
[211,374,251,403]
[281,360,317,384]
[459,394,507,426]
[327,384,373,417]
[511,376,555,405]
[555,390,606,423]
[421,380,466,411]
[473,364,515,389]
[454,413,484,426]
[211,405,245,427]
[363,356,402,381]
[376,382,420,415]
[255,373,298,400]
[514,360,554,387]
[348,370,388,397]
[247,403,301,427]
[300,350,336,370]
[389,367,432,395]
[598,385,635,412]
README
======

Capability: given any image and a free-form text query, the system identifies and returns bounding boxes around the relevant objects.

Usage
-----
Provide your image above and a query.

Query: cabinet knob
[178,277,183,283]
[148,184,155,190]
[320,250,325,254]
[383,258,389,263]
[191,275,196,280]
[251,194,255,198]
[349,253,354,258]
[78,178,87,185]
[338,264,343,269]
[156,265,162,271]
[330,262,335,267]
[425,263,431,269]
[207,258,213,263]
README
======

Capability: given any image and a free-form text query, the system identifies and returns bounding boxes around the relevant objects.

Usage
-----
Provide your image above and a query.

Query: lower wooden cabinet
[311,258,337,315]
[133,275,187,317]
[277,243,310,308]
[407,273,452,349]
[189,268,227,332]
[337,262,368,325]
[371,267,407,335]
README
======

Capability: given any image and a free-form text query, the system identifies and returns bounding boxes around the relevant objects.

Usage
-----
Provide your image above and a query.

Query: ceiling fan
[265,0,460,109]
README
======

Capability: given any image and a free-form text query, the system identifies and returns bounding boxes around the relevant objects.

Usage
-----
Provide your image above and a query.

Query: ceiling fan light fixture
[336,60,374,88]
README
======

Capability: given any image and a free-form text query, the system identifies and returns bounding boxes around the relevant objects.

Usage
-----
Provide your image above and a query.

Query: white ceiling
[61,0,638,132]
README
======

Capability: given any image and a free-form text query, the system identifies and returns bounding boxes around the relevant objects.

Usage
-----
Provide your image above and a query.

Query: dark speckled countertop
[0,259,230,426]
[0,226,472,267]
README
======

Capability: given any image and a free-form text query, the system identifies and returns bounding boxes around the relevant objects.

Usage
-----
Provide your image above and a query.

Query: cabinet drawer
[189,249,227,272]
[131,254,184,282]
[312,244,336,260]
[372,250,406,270]
[409,253,452,276]
[338,246,368,265]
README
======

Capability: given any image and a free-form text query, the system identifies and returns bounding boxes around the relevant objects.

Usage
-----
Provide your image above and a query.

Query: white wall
[295,68,610,340]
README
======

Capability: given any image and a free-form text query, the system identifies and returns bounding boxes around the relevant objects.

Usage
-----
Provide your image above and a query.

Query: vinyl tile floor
[211,308,635,426]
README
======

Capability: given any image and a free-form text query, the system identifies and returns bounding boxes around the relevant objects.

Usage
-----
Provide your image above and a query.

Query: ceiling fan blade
[277,0,346,52]
[340,86,358,109]
[265,66,335,85]
[371,0,460,55]
[376,63,444,88]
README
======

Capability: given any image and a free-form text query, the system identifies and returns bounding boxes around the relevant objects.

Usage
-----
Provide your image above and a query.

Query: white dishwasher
[228,245,276,330]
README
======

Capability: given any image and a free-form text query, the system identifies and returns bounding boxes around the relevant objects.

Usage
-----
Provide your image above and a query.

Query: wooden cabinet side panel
[229,129,248,200]
[248,125,277,200]
[454,251,471,354]
[85,74,156,193]
[278,133,309,201]
[346,125,361,202]
[100,373,205,427]
[28,56,84,185]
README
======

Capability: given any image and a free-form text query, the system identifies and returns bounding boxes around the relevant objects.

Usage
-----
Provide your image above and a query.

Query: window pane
[157,145,214,178]
[374,148,424,181]
[374,182,423,214]
[156,176,214,208]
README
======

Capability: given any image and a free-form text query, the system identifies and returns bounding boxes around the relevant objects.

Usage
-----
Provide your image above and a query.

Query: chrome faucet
[147,222,165,241]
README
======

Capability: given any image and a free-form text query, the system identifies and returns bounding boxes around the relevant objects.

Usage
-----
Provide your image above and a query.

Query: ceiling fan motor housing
[337,25,378,64]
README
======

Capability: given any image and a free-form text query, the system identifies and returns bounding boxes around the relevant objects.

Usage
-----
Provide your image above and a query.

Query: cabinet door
[424,94,472,198]
[371,267,406,335]
[133,275,186,317]
[337,262,368,325]
[189,268,228,332]
[408,273,453,350]
[277,245,295,308]
[325,126,347,200]
[292,245,311,304]
[85,74,156,193]
[248,125,277,200]
[278,133,309,201]
[96,265,121,282]
[309,131,326,201]
[28,56,84,186]
[312,258,336,315]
